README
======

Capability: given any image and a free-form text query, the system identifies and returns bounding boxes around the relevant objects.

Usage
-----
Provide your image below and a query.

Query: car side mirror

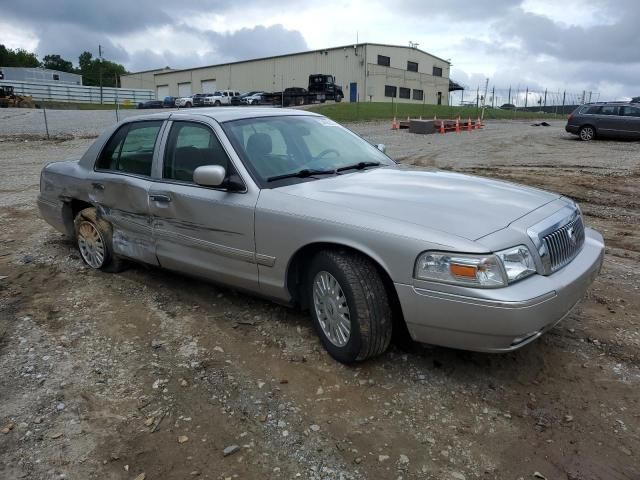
[193,165,226,187]
[375,144,386,153]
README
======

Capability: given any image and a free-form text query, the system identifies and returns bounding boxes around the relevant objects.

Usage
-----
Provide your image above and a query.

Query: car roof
[122,107,322,124]
[583,101,639,106]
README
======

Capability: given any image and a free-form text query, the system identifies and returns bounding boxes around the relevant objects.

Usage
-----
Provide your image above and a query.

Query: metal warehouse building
[120,43,451,104]
[0,67,83,85]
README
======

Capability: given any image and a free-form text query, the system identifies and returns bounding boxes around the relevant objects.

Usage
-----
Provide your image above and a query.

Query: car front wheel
[74,207,126,272]
[307,250,392,363]
[579,125,595,141]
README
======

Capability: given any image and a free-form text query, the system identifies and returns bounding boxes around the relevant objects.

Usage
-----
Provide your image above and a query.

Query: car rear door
[91,120,165,265]
[619,105,640,139]
[148,118,260,290]
[595,105,621,137]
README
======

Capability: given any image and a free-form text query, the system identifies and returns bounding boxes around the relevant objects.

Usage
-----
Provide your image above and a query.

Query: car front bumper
[396,228,605,352]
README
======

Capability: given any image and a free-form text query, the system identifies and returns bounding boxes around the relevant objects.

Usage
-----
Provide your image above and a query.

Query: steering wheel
[316,148,340,159]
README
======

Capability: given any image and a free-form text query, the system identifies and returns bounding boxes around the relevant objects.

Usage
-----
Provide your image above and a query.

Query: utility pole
[98,44,103,105]
[507,86,511,105]
[543,88,547,108]
[481,78,489,120]
[491,86,495,108]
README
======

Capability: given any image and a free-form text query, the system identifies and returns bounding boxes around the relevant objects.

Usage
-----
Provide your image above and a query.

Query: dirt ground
[0,120,638,480]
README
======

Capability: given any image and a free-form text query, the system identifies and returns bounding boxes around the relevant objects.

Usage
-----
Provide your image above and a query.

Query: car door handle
[149,194,171,203]
[91,182,105,191]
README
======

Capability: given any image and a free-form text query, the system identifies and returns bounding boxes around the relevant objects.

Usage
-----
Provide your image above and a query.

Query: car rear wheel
[307,250,392,363]
[579,125,595,141]
[186,102,192,108]
[74,207,127,273]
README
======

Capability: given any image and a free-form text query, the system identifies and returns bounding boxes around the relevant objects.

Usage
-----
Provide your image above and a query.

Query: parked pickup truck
[37,108,604,363]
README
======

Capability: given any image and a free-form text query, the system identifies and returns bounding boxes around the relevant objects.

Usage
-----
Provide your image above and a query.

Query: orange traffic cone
[391,117,398,130]
[467,118,473,131]
[455,118,460,133]
[439,120,445,134]
[476,117,482,129]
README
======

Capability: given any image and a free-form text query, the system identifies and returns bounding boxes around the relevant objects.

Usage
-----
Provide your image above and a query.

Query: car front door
[91,120,165,265]
[148,118,260,290]
[619,105,640,139]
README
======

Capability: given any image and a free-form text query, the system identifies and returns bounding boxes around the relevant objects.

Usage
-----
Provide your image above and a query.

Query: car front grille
[542,214,585,273]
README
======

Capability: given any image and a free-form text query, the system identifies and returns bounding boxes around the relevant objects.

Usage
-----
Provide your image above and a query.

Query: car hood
[277,166,560,240]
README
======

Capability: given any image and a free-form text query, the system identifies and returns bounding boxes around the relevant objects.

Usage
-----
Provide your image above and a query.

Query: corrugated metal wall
[0,80,154,105]
[120,44,451,104]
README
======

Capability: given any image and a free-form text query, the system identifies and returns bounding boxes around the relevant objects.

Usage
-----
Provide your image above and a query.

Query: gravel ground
[0,116,639,480]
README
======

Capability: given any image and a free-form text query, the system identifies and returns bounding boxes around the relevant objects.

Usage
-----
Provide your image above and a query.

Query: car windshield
[223,115,394,187]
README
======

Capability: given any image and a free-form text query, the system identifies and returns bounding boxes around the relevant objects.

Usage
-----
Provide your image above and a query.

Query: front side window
[620,105,640,117]
[163,122,232,183]
[223,116,395,187]
[96,121,163,176]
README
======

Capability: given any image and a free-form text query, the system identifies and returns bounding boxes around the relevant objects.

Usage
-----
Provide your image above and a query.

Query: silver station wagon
[38,108,605,363]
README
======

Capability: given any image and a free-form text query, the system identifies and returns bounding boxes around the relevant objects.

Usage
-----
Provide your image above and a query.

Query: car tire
[215,100,221,106]
[579,125,595,141]
[186,102,192,108]
[307,250,392,363]
[74,207,127,273]
[335,95,342,103]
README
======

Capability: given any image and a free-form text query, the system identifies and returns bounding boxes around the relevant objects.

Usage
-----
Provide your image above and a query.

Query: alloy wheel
[77,221,106,268]
[313,271,351,347]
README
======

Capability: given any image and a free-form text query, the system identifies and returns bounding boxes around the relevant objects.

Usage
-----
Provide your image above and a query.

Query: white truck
[203,90,240,106]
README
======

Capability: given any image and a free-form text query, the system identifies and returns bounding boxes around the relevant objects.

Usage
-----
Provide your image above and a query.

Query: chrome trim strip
[255,253,276,267]
[154,228,276,266]
[411,287,557,309]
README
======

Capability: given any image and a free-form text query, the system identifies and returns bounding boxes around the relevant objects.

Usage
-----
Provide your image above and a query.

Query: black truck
[264,74,344,106]
[308,74,343,103]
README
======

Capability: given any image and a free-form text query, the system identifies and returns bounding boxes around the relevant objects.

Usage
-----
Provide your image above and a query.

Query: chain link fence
[450,85,602,115]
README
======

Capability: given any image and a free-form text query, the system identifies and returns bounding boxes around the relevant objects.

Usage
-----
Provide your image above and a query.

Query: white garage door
[178,82,191,97]
[201,79,216,94]
[156,85,169,100]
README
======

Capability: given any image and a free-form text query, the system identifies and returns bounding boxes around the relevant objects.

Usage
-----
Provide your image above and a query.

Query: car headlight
[415,245,536,288]
[415,252,506,287]
[495,245,536,283]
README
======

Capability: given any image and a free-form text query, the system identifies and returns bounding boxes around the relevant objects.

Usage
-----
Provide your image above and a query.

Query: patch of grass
[309,102,565,122]
[37,101,137,110]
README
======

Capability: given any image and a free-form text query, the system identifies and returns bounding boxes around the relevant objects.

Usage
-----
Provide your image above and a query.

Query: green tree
[77,51,127,88]
[42,54,74,73]
[0,44,40,67]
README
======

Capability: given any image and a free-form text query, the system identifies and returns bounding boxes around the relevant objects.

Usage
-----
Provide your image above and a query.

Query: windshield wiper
[336,161,381,173]
[267,168,336,182]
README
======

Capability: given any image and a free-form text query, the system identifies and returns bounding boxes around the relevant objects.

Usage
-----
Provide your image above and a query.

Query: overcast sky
[2,0,638,100]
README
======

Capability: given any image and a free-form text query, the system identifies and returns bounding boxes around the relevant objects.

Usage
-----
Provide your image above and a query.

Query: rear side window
[96,121,163,175]
[600,105,619,115]
[583,106,601,114]
[163,121,232,183]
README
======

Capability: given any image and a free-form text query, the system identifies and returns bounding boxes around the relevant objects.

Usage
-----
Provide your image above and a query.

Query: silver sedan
[38,108,605,362]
